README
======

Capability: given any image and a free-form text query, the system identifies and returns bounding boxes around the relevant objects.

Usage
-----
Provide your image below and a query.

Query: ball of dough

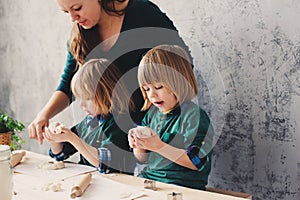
[54,124,65,134]
[135,126,152,138]
[39,161,65,170]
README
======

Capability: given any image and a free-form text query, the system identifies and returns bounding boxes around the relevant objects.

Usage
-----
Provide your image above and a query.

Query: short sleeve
[181,106,214,170]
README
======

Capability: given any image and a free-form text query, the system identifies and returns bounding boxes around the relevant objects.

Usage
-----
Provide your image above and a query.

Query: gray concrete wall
[0,0,74,153]
[0,0,299,199]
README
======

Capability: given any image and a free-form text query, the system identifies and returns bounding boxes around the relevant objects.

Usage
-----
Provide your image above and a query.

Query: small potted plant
[0,111,25,151]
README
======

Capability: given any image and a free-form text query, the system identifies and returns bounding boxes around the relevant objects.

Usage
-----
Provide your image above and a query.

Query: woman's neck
[97,8,125,51]
[97,0,129,34]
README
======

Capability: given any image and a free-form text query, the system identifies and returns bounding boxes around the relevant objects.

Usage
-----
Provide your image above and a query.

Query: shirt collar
[159,102,189,116]
[86,114,109,128]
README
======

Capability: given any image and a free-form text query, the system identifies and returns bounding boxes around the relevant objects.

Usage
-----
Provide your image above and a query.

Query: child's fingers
[128,129,136,137]
[48,122,60,132]
[59,126,69,134]
[128,128,134,134]
[43,128,54,142]
[128,136,137,148]
[135,137,145,148]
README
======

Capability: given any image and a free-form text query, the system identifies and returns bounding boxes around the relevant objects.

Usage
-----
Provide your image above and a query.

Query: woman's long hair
[69,0,128,65]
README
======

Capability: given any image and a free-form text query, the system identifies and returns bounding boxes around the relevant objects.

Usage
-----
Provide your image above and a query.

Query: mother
[28,0,191,144]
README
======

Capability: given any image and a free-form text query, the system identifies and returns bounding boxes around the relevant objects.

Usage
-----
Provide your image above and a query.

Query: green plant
[0,111,25,150]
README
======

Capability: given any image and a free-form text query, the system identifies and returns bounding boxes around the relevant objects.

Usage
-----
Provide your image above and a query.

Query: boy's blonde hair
[138,45,198,111]
[71,58,133,115]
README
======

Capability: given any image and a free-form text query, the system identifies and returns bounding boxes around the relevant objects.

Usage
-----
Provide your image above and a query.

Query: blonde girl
[128,45,214,189]
[44,58,135,174]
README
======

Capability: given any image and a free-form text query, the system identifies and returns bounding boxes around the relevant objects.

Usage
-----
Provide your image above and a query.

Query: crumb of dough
[55,124,65,134]
[42,182,62,192]
[38,161,65,170]
[120,192,132,199]
[50,183,62,192]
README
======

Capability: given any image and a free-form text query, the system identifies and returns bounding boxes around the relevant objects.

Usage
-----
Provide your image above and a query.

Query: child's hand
[128,128,138,148]
[43,125,74,144]
[135,132,164,152]
[128,126,152,149]
[48,122,65,134]
[129,127,164,152]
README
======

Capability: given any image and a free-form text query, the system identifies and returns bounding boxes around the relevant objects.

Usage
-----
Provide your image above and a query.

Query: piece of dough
[38,161,65,170]
[54,124,65,134]
[42,182,62,192]
[120,192,132,199]
[135,126,152,138]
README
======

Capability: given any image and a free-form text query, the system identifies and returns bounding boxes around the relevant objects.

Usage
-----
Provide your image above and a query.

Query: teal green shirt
[62,114,135,174]
[141,101,214,190]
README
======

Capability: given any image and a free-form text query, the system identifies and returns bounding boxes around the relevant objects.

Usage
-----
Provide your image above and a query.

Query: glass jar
[0,145,13,200]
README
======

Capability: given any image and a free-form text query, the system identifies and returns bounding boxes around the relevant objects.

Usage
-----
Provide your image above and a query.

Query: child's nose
[148,89,157,97]
[79,100,85,107]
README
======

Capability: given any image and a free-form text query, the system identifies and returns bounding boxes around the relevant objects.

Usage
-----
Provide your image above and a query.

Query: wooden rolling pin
[70,173,92,199]
[10,151,26,167]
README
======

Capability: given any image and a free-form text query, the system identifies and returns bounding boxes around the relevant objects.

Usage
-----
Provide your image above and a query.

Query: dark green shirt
[141,101,214,190]
[62,114,135,174]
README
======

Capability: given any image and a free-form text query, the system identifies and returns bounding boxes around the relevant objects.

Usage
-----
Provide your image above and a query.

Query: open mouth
[154,101,164,107]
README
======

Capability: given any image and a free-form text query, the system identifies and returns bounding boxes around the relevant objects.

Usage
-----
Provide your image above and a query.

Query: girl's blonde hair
[138,45,198,111]
[71,58,133,115]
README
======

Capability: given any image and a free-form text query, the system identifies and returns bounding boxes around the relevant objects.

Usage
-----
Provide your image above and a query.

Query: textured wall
[0,0,299,199]
[0,0,73,153]
[151,0,300,199]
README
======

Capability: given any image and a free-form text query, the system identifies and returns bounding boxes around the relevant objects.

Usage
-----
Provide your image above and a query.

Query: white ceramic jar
[0,145,13,200]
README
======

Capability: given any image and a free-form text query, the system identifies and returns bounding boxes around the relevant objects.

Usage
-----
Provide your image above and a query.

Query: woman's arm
[28,91,70,144]
[28,47,77,144]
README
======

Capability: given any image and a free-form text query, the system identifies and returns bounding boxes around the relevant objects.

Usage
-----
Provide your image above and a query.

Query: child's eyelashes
[143,85,163,91]
[74,6,82,11]
[155,85,163,90]
[143,86,151,92]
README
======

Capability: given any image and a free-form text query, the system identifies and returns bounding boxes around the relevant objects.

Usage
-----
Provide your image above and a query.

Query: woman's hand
[28,115,49,145]
[28,91,71,145]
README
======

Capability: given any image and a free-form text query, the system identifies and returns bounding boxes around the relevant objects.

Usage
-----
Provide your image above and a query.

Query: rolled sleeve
[48,148,70,161]
[97,147,112,174]
[186,145,208,171]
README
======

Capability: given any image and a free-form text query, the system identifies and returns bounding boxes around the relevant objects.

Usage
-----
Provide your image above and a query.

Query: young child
[128,45,214,190]
[43,58,135,174]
